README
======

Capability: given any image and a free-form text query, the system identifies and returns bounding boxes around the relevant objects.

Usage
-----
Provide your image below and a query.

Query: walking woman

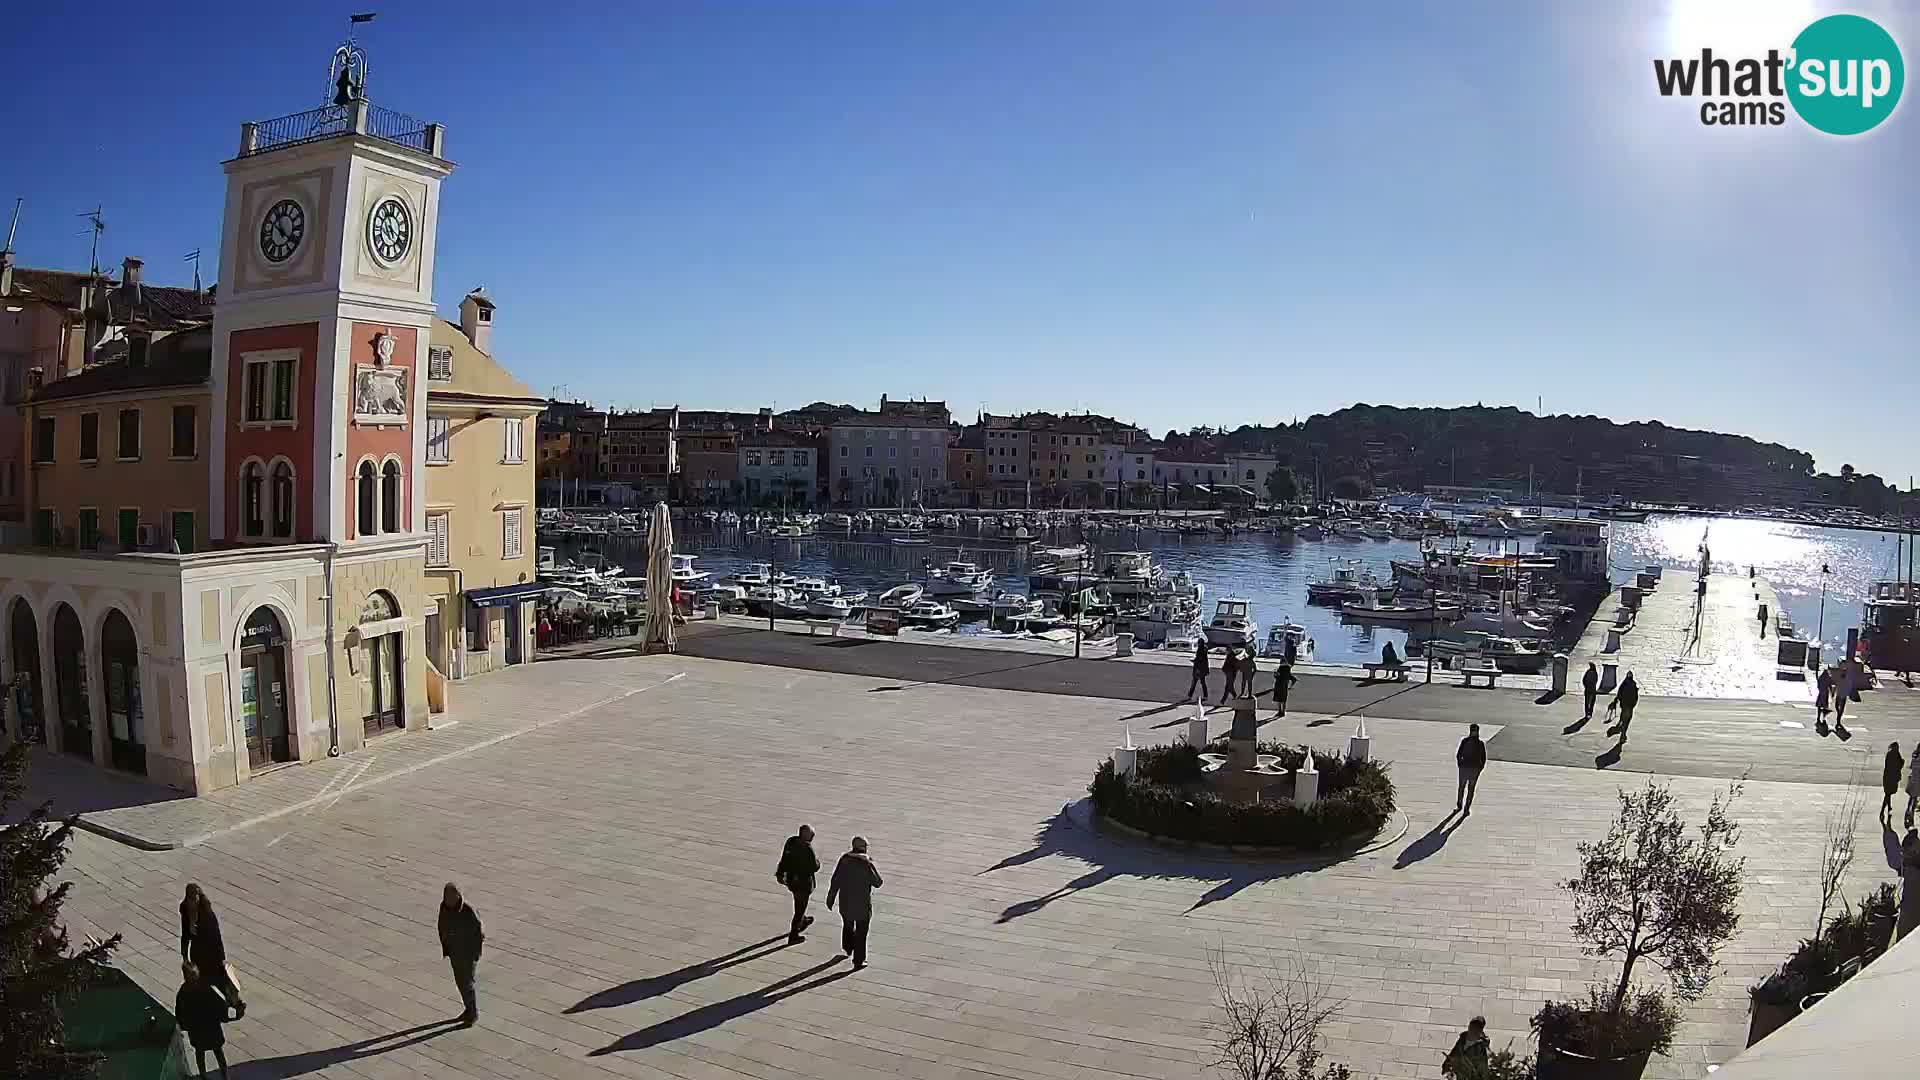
[1886,742,1907,823]
[1815,666,1834,729]
[175,962,233,1079]
[1906,742,1920,829]
[1272,661,1298,717]
[1186,644,1211,705]
[179,885,245,1018]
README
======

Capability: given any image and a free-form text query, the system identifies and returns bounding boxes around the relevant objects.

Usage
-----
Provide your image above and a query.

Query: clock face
[259,199,305,263]
[367,197,413,265]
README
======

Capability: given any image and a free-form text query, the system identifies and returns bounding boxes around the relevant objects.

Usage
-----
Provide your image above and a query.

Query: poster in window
[240,667,260,738]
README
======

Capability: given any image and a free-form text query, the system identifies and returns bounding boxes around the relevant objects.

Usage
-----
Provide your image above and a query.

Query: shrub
[1089,742,1395,850]
[1750,882,1902,1007]
[1532,985,1680,1060]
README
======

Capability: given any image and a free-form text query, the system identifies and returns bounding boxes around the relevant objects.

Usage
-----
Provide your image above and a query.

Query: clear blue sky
[5,2,1914,479]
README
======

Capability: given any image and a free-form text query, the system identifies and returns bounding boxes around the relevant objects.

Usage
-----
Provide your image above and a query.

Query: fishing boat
[926,560,994,597]
[805,595,854,619]
[745,585,789,616]
[1307,563,1387,605]
[874,583,926,609]
[702,583,746,609]
[900,600,962,628]
[1128,598,1201,646]
[668,554,709,587]
[1422,631,1551,673]
[891,537,932,547]
[1261,621,1315,662]
[1202,598,1258,647]
[1341,590,1461,623]
[989,592,1043,621]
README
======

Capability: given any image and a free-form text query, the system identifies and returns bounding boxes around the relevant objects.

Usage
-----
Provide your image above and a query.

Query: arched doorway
[360,591,404,737]
[7,599,45,744]
[51,604,90,759]
[240,607,294,768]
[100,610,146,775]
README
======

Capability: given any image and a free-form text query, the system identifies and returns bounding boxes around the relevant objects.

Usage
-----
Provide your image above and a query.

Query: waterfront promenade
[39,643,1915,1080]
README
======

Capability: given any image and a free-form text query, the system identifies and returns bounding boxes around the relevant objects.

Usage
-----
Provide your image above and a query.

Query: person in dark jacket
[1815,666,1834,730]
[176,962,233,1079]
[437,882,485,1025]
[1381,641,1401,669]
[1609,671,1639,740]
[826,836,884,970]
[1220,648,1239,702]
[1441,1015,1490,1077]
[775,824,819,944]
[1581,662,1600,721]
[1885,743,1907,822]
[179,885,244,1018]
[1271,662,1298,717]
[1186,644,1212,705]
[1455,724,1487,812]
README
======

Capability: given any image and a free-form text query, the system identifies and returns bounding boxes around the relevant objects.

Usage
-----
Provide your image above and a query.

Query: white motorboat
[745,585,789,616]
[1360,521,1394,540]
[927,560,994,597]
[1094,551,1161,597]
[733,563,772,588]
[1422,631,1551,673]
[891,537,931,547]
[821,512,854,530]
[805,595,854,619]
[702,583,746,608]
[901,600,962,628]
[989,591,1043,621]
[1202,598,1258,648]
[1261,621,1315,662]
[1341,590,1461,622]
[669,554,709,586]
[1130,598,1200,646]
[874,583,925,609]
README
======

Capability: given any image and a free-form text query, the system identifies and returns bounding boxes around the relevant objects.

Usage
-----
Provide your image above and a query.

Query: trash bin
[1551,653,1569,695]
[1114,632,1134,657]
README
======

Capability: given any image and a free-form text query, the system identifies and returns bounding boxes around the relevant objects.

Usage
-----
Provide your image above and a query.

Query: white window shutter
[503,509,522,559]
[428,513,449,566]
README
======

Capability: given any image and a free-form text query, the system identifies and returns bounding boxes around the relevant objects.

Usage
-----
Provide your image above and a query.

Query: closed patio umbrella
[643,502,675,653]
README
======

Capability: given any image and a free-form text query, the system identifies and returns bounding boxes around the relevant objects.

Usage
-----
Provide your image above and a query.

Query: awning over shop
[466,582,550,609]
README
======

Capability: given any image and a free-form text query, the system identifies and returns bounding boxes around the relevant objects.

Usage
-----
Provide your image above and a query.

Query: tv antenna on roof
[183,249,203,294]
[77,206,105,275]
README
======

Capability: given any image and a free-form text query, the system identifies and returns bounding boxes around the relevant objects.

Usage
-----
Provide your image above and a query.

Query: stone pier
[1568,569,1809,702]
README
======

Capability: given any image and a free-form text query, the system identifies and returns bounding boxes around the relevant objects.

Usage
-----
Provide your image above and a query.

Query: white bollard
[1112,746,1137,778]
[1187,706,1209,752]
[1347,717,1371,763]
[1292,757,1320,808]
[705,600,720,620]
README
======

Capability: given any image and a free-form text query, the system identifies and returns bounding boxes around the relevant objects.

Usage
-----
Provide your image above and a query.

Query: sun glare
[1664,0,1818,55]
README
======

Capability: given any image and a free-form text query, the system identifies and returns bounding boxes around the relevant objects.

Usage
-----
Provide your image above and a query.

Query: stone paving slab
[50,654,1907,1080]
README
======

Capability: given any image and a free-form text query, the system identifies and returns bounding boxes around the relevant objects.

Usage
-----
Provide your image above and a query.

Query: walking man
[1758,603,1769,638]
[1237,647,1258,698]
[437,882,485,1026]
[1187,644,1212,705]
[1272,661,1298,717]
[1442,1015,1490,1078]
[1834,663,1855,733]
[1883,743,1906,823]
[1581,662,1599,720]
[1906,742,1920,829]
[1220,647,1239,704]
[826,836,884,970]
[775,824,819,945]
[1609,671,1639,741]
[1455,723,1487,813]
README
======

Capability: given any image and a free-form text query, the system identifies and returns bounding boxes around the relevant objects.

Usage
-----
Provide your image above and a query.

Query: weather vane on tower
[329,13,379,106]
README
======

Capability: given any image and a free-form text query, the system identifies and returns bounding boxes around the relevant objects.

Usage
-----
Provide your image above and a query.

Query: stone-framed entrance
[52,603,91,760]
[238,606,296,769]
[359,590,405,737]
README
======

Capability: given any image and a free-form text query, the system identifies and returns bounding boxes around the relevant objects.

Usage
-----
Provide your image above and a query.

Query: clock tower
[209,40,452,550]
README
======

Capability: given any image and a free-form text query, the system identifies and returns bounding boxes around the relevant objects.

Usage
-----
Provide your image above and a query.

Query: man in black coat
[1187,645,1212,705]
[775,824,819,945]
[1455,723,1487,813]
[1581,662,1600,721]
[437,882,485,1026]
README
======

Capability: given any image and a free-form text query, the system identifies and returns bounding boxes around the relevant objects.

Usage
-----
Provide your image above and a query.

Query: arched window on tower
[242,462,264,537]
[271,461,295,538]
[357,461,377,536]
[381,460,402,533]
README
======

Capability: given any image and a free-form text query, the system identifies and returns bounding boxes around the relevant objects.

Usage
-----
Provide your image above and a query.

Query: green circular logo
[1787,14,1904,135]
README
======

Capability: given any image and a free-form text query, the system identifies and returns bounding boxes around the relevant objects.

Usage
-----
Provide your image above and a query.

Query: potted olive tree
[1533,780,1744,1080]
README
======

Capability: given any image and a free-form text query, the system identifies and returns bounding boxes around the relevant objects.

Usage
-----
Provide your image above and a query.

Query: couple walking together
[777,825,884,969]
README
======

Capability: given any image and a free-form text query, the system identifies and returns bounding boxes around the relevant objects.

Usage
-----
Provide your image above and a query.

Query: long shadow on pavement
[1393,811,1463,869]
[980,804,1360,920]
[566,934,790,1013]
[590,958,849,1055]
[233,1020,460,1078]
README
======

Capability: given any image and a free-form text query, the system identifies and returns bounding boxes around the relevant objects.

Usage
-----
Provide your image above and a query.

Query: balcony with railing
[238,100,444,160]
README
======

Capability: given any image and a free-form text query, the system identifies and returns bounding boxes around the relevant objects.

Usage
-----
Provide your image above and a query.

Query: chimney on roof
[758,407,773,432]
[459,287,495,354]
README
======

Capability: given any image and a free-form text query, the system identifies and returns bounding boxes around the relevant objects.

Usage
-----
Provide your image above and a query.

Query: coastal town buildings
[738,429,817,506]
[0,57,540,796]
[824,397,952,507]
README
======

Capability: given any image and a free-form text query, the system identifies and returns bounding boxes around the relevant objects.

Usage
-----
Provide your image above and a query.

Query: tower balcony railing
[240,101,444,159]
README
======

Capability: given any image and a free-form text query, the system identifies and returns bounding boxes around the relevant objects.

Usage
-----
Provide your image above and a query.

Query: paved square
[54,651,1904,1079]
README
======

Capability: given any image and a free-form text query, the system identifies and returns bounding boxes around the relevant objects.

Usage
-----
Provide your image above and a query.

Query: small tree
[1,741,123,1079]
[1208,947,1353,1080]
[1813,780,1868,937]
[1265,466,1299,506]
[1565,779,1745,1016]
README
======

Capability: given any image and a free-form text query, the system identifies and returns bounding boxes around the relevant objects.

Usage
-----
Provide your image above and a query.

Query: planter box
[1746,999,1798,1047]
[1538,1042,1653,1080]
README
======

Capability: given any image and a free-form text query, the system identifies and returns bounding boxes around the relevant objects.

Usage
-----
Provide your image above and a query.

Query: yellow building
[421,290,544,682]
